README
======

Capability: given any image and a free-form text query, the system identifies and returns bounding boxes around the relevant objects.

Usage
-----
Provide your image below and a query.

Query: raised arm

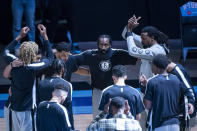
[122,26,143,48]
[3,27,29,63]
[127,30,156,60]
[37,24,53,62]
[28,25,54,72]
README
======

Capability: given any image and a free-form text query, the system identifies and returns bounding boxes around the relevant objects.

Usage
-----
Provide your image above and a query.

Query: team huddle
[2,15,196,131]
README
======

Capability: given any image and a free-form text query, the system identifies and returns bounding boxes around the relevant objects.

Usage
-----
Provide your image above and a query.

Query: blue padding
[72,97,92,106]
[0,110,4,117]
[0,94,8,117]
[73,90,92,97]
[0,90,93,117]
[0,94,9,100]
[0,100,6,109]
[73,106,92,114]
[193,86,197,97]
[136,88,141,92]
[193,86,197,92]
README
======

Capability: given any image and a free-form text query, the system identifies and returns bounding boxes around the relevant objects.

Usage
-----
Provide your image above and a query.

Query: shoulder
[102,85,114,93]
[113,48,128,53]
[127,119,142,129]
[39,78,52,85]
[67,54,75,61]
[175,64,188,74]
[38,101,48,108]
[75,49,97,57]
[147,74,160,84]
[126,85,141,95]
[151,44,166,54]
[27,61,46,67]
[55,78,72,86]
[84,49,96,55]
[168,74,180,81]
[56,103,67,111]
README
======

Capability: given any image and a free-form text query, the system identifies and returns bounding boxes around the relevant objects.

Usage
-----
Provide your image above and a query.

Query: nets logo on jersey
[99,60,111,72]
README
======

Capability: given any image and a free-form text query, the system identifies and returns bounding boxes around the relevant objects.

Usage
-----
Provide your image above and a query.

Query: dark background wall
[0,0,182,44]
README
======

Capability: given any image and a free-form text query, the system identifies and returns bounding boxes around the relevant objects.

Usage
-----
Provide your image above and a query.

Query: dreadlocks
[19,41,38,65]
[141,26,169,54]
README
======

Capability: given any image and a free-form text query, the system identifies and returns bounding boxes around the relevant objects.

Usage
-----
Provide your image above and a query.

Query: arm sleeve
[133,33,143,48]
[98,91,107,111]
[136,91,145,114]
[121,26,143,47]
[74,51,90,66]
[180,82,195,104]
[175,66,196,103]
[63,83,74,129]
[126,34,156,60]
[3,40,18,63]
[144,80,154,102]
[43,40,54,62]
[60,109,72,131]
[113,49,137,65]
[87,112,106,131]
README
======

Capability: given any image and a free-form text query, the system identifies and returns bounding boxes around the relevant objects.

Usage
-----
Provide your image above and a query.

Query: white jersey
[126,32,166,79]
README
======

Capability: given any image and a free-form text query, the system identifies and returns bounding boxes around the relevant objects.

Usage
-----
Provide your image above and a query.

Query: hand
[124,100,130,115]
[127,15,141,31]
[37,24,46,36]
[11,59,23,67]
[140,74,147,86]
[188,103,194,114]
[37,24,48,40]
[16,27,30,41]
[104,99,111,114]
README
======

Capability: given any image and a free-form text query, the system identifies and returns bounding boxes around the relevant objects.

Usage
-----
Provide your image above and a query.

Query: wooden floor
[1,114,197,131]
[0,114,92,131]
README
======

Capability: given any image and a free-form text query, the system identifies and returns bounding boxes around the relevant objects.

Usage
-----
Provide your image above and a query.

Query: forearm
[87,111,106,130]
[3,64,12,78]
[75,67,90,76]
[44,40,54,62]
[42,34,48,41]
[184,88,195,104]
[3,40,18,63]
[127,34,154,60]
[90,111,106,125]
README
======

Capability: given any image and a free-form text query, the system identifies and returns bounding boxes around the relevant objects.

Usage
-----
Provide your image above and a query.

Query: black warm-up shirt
[75,48,137,90]
[99,85,145,118]
[38,77,74,129]
[37,101,71,131]
[4,40,54,111]
[144,74,194,129]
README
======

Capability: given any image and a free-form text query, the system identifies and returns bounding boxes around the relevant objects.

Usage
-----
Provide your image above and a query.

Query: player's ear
[112,75,116,81]
[124,75,127,80]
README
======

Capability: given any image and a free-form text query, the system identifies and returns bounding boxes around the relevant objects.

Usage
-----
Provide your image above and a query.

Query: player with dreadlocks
[3,25,54,131]
[122,15,169,131]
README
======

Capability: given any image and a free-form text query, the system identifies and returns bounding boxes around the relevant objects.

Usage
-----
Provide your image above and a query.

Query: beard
[142,42,152,48]
[98,48,110,54]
